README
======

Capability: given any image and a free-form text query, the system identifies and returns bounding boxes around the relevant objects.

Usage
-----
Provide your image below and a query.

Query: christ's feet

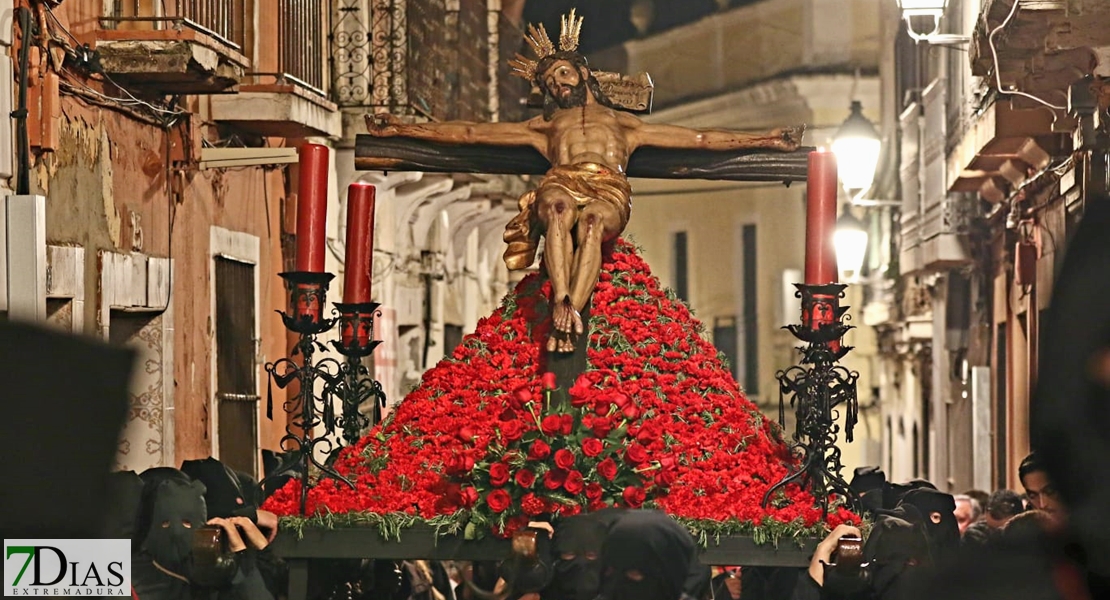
[547,298,584,353]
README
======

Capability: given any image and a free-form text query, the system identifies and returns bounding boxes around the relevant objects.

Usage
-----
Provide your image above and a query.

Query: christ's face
[542,60,588,109]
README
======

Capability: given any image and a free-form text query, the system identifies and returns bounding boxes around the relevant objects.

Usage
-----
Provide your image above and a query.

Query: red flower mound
[263,240,858,540]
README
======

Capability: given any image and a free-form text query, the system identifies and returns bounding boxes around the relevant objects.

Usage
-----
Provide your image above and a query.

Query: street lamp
[897,0,947,41]
[835,203,868,282]
[831,101,881,196]
[896,0,969,44]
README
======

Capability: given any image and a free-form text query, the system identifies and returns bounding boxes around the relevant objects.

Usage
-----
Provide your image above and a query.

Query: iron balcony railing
[279,0,328,95]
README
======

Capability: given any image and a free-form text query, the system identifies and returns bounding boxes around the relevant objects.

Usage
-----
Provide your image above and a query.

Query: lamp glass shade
[832,101,881,192]
[896,0,947,14]
[835,208,869,281]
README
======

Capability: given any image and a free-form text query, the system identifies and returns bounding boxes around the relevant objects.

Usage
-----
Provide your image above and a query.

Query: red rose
[461,486,479,508]
[488,462,510,487]
[554,448,576,470]
[612,393,630,408]
[622,486,646,508]
[541,415,562,436]
[622,404,640,420]
[625,444,649,465]
[542,372,557,390]
[457,426,476,443]
[446,454,475,475]
[569,375,592,404]
[594,402,611,417]
[515,469,536,488]
[513,389,533,408]
[597,458,618,481]
[544,469,567,490]
[529,440,551,461]
[581,438,604,458]
[659,455,677,471]
[560,414,574,435]
[563,470,585,495]
[592,417,613,438]
[500,419,524,442]
[585,482,603,500]
[486,489,512,513]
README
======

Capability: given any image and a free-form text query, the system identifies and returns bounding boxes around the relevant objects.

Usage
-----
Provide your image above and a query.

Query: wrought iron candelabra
[762,283,860,517]
[262,271,387,515]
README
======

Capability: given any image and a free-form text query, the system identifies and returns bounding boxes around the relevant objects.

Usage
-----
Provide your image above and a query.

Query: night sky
[522,0,746,56]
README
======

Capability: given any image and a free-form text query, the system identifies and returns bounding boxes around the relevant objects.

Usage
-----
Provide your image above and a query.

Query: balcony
[210,74,341,139]
[95,16,249,95]
[946,100,1059,203]
[970,0,1110,110]
[209,0,340,139]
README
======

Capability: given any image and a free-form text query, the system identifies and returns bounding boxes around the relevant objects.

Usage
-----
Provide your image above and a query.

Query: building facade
[872,0,1110,491]
[0,0,523,479]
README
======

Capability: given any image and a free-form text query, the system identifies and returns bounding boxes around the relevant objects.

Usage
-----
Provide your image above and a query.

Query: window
[673,231,688,302]
[741,224,758,395]
[712,316,739,383]
[995,323,1008,490]
[214,257,258,476]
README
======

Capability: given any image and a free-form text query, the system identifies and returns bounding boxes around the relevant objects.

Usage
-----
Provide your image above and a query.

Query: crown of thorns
[508,9,584,82]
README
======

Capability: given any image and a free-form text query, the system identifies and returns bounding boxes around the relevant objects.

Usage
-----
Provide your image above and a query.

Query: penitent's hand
[207,518,248,553]
[256,509,279,543]
[365,113,403,137]
[228,516,270,551]
[808,524,862,587]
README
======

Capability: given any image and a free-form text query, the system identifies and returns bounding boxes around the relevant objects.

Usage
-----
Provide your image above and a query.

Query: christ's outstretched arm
[365,113,548,153]
[624,115,804,153]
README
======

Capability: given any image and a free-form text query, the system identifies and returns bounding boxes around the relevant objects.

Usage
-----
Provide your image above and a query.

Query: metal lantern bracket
[262,272,388,515]
[762,283,861,517]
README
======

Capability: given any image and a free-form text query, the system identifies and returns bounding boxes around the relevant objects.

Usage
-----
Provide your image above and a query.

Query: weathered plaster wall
[44,95,289,471]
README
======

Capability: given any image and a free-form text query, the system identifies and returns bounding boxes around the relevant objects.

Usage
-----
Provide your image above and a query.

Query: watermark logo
[4,540,130,596]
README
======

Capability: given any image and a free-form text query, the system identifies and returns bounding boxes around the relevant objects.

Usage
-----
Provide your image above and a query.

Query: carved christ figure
[367,10,802,353]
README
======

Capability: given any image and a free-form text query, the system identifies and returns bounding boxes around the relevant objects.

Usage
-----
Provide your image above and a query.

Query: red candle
[805,149,839,285]
[295,143,330,272]
[343,183,376,304]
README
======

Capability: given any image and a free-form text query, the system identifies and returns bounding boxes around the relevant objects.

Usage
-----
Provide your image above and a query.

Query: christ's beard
[551,80,588,109]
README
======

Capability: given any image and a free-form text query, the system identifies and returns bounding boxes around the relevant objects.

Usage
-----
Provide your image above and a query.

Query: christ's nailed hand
[365,113,402,136]
[774,125,805,151]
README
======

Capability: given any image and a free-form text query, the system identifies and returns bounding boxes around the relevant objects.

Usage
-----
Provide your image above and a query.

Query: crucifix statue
[365,10,803,353]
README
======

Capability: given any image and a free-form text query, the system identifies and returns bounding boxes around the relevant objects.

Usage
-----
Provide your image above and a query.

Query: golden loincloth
[503,162,633,270]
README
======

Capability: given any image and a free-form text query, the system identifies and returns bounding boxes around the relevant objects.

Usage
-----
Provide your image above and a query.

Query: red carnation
[585,482,604,500]
[582,438,604,458]
[488,462,510,487]
[554,448,576,470]
[625,443,649,465]
[529,440,551,461]
[544,468,568,490]
[486,489,512,513]
[597,458,618,481]
[564,470,585,495]
[622,486,646,508]
[522,492,548,516]
[515,469,536,488]
[541,415,562,436]
[541,372,557,390]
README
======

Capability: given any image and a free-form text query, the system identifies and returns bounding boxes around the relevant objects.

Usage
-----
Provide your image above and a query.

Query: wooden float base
[271,525,818,599]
